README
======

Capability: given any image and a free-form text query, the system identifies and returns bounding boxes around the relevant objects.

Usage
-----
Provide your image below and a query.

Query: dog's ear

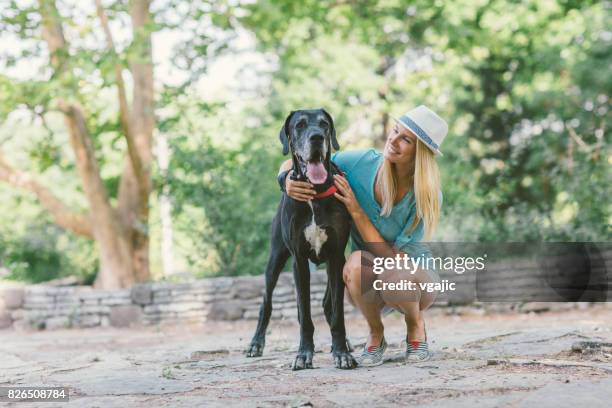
[279,111,295,155]
[322,108,339,151]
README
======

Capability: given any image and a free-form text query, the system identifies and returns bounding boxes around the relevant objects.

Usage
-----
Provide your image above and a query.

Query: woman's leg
[343,250,386,347]
[380,267,438,342]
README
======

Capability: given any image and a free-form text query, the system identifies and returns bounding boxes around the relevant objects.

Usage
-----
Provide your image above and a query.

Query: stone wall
[0,270,357,330]
[1,247,610,330]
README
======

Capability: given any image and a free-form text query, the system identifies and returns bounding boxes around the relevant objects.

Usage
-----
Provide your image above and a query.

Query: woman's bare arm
[333,174,401,258]
[278,159,293,174]
[351,209,400,258]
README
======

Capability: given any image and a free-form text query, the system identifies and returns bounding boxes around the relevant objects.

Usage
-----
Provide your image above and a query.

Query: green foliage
[167,132,282,276]
[435,0,611,241]
[0,189,98,284]
[169,140,280,275]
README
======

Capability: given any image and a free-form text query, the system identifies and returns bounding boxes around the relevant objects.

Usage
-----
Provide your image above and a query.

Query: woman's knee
[343,250,363,285]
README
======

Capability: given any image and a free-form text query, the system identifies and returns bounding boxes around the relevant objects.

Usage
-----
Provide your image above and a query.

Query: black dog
[245,109,357,370]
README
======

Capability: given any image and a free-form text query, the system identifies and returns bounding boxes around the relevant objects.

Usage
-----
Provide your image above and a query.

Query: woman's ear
[279,111,295,155]
[322,108,339,150]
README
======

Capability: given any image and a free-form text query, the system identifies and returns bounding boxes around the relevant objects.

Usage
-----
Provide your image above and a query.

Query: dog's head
[279,108,339,184]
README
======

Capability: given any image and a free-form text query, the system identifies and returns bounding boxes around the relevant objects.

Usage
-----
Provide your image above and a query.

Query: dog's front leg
[327,256,358,369]
[292,257,315,370]
[246,242,290,358]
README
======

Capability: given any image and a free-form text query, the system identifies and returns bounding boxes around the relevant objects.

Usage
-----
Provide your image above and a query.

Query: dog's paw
[333,350,358,369]
[292,351,314,370]
[245,342,264,357]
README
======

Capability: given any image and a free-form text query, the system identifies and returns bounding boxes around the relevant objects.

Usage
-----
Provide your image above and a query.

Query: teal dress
[331,149,442,263]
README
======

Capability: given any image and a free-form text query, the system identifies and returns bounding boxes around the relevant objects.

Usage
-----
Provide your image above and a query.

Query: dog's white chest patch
[304,201,327,256]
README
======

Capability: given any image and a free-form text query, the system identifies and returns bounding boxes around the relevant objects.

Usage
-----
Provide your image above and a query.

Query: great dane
[245,109,357,370]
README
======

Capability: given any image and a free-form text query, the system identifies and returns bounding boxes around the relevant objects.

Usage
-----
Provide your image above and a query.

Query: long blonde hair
[377,140,440,239]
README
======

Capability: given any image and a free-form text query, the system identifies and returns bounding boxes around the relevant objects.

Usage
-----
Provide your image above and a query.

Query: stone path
[1,305,611,407]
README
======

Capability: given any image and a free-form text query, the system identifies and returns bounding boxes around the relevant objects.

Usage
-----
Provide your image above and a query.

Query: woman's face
[383,121,417,165]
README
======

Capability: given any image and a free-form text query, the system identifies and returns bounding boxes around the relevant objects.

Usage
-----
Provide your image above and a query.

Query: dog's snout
[310,133,324,145]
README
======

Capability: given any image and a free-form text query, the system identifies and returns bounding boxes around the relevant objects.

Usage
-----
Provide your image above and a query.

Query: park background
[0,0,610,289]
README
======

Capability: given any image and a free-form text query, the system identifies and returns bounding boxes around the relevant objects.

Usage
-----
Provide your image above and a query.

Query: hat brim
[392,116,443,156]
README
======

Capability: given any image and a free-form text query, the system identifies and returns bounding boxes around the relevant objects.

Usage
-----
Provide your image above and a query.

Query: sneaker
[405,322,432,362]
[357,337,387,367]
[405,340,432,362]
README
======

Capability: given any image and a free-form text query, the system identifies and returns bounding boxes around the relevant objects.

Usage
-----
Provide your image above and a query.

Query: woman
[279,105,447,366]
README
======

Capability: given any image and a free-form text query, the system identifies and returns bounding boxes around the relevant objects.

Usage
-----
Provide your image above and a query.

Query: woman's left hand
[334,174,363,218]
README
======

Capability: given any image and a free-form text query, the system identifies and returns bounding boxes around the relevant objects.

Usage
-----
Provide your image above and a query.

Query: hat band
[398,115,439,151]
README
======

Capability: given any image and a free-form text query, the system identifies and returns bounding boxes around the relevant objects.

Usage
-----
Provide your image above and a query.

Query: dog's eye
[319,120,329,129]
[296,120,307,129]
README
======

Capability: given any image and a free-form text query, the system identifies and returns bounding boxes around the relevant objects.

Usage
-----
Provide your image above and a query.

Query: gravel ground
[1,305,612,407]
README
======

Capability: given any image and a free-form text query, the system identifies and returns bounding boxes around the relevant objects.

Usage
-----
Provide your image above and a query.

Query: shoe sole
[405,351,433,363]
[358,359,385,367]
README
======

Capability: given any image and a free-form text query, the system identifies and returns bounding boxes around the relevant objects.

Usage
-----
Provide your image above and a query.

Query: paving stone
[109,305,143,328]
[2,287,25,309]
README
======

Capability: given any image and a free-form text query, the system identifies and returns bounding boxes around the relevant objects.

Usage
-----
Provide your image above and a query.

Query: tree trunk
[125,0,154,283]
[23,0,156,289]
[157,133,176,277]
[61,103,136,288]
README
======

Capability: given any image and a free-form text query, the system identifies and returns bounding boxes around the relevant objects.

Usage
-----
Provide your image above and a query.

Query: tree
[0,0,154,288]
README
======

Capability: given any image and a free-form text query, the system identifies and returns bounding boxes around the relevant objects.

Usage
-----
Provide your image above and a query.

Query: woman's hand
[285,171,316,202]
[334,174,364,218]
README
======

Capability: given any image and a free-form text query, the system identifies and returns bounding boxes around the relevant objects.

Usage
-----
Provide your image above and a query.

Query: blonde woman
[280,105,447,366]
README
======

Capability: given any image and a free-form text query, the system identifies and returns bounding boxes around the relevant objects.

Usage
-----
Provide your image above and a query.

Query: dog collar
[312,184,337,199]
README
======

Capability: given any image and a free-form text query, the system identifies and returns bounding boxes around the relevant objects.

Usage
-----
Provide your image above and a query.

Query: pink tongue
[306,162,328,184]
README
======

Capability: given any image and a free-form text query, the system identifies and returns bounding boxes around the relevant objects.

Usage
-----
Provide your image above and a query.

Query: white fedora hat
[393,105,448,156]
